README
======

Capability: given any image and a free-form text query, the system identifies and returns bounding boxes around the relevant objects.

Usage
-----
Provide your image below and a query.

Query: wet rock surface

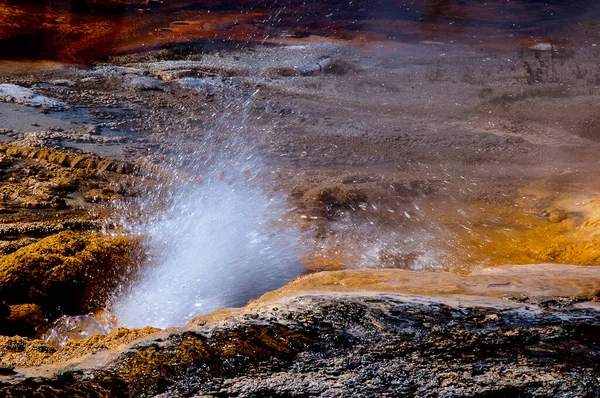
[1,294,599,397]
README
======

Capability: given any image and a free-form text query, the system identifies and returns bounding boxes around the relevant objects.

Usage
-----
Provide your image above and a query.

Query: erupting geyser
[112,102,305,329]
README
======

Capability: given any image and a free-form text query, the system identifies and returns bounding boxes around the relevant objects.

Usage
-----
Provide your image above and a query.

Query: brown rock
[548,210,568,223]
[84,188,112,203]
[0,231,143,325]
[6,304,44,337]
[0,326,159,368]
[0,143,136,175]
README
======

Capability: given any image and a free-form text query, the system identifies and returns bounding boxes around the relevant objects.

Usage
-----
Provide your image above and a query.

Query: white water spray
[112,94,305,329]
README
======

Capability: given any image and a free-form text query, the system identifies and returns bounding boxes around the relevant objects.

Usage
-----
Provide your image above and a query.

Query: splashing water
[111,95,305,329]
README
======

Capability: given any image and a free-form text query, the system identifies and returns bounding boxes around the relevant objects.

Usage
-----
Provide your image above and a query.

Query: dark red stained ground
[0,0,597,63]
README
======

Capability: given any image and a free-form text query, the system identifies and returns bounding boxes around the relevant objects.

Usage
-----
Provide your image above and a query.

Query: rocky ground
[0,37,599,395]
[2,281,600,397]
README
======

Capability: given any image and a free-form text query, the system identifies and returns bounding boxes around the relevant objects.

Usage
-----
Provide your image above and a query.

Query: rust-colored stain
[0,0,596,63]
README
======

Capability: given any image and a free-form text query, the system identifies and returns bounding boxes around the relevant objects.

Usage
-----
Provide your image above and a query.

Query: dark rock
[2,294,600,396]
